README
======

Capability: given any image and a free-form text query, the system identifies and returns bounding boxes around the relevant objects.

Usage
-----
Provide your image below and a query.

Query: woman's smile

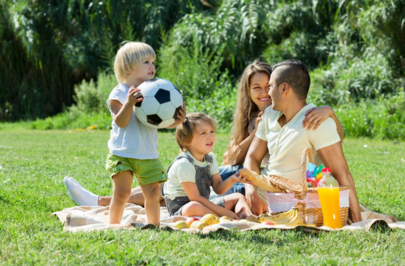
[250,72,272,110]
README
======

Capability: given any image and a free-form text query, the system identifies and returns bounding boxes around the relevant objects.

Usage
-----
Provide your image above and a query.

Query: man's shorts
[164,196,225,216]
[106,153,168,186]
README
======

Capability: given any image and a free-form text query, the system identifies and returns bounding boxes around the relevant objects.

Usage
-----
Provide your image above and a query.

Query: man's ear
[282,83,292,95]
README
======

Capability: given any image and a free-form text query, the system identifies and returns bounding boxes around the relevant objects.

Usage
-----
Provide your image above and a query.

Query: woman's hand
[254,110,265,129]
[302,106,334,130]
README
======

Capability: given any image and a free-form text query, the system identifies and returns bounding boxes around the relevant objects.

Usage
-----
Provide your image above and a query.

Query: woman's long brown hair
[223,60,272,164]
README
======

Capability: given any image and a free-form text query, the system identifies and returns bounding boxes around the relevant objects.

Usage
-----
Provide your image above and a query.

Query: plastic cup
[304,214,318,227]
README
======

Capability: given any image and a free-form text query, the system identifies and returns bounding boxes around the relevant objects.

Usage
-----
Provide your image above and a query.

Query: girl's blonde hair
[223,60,272,164]
[176,113,217,152]
[114,42,156,82]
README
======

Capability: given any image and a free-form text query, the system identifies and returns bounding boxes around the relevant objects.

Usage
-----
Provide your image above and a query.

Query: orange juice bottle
[317,168,343,229]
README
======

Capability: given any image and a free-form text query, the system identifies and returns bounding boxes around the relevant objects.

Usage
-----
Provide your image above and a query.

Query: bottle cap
[321,168,331,173]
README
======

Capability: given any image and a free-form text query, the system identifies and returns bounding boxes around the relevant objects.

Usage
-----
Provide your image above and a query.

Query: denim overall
[162,153,225,216]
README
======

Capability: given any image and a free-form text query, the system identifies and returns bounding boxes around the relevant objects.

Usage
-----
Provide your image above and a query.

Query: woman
[64,60,343,206]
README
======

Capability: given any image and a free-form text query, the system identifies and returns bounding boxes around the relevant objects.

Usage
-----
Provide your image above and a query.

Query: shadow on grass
[368,220,392,233]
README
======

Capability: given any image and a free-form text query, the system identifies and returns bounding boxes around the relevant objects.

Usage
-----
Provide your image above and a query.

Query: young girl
[106,42,185,226]
[162,113,253,219]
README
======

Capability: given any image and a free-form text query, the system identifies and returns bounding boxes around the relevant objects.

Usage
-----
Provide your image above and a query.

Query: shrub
[334,88,405,140]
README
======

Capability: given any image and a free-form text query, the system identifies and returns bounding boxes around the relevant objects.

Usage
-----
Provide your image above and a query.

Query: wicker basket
[272,148,349,227]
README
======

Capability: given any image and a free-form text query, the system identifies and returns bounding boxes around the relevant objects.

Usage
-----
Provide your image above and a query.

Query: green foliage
[335,88,405,140]
[3,0,405,140]
[0,0,209,121]
[157,0,270,73]
[309,51,404,105]
[71,72,115,115]
[30,72,115,130]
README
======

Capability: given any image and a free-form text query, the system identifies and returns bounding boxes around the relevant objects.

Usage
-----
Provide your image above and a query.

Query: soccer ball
[134,78,183,129]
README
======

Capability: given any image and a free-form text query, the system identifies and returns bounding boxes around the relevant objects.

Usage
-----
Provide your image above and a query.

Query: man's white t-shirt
[163,151,219,200]
[255,103,341,203]
[107,83,159,159]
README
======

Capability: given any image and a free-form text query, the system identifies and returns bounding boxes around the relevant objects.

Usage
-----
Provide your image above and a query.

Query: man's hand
[167,102,186,128]
[245,184,268,215]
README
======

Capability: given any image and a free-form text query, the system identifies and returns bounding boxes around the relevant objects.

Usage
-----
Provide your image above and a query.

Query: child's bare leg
[181,201,220,217]
[110,171,133,224]
[140,182,161,226]
[223,193,254,219]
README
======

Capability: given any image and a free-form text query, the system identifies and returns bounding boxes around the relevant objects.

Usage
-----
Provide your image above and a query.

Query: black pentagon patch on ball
[135,101,142,107]
[173,106,182,119]
[147,114,162,126]
[154,89,171,104]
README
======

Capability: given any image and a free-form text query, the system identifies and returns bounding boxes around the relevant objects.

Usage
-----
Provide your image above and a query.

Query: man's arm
[317,142,362,222]
[244,136,269,215]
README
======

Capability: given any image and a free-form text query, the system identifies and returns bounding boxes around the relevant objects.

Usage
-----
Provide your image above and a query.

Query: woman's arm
[224,133,255,165]
[302,106,344,142]
[182,182,239,219]
[224,111,265,165]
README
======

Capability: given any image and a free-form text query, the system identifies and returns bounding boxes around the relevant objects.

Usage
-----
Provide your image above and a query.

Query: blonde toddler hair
[176,113,217,152]
[114,42,156,82]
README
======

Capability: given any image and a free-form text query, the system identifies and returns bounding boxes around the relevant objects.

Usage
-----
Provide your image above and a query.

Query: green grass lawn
[1,129,405,265]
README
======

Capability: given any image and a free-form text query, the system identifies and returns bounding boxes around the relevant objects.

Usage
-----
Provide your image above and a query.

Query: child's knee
[187,201,204,211]
[142,183,160,200]
[113,188,131,202]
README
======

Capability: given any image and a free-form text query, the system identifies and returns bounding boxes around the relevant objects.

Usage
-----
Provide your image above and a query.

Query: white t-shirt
[255,104,341,203]
[107,83,159,159]
[163,151,219,200]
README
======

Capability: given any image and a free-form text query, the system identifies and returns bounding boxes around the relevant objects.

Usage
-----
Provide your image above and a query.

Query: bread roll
[239,168,306,198]
[239,168,286,193]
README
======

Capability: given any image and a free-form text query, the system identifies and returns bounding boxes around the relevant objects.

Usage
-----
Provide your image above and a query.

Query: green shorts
[105,153,168,186]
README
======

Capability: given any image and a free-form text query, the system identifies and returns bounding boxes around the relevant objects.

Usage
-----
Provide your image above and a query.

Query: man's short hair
[272,59,310,100]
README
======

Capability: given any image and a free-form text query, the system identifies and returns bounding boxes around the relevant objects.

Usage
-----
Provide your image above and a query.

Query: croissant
[239,168,306,198]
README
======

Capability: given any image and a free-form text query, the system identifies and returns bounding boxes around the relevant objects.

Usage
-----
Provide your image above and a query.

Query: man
[244,59,362,222]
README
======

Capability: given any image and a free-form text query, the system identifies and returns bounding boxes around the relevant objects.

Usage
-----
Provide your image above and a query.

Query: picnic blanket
[52,204,405,233]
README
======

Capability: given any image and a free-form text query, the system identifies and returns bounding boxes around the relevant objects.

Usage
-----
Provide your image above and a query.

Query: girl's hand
[127,86,143,106]
[302,106,334,130]
[221,209,240,220]
[231,173,253,185]
[167,102,186,128]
